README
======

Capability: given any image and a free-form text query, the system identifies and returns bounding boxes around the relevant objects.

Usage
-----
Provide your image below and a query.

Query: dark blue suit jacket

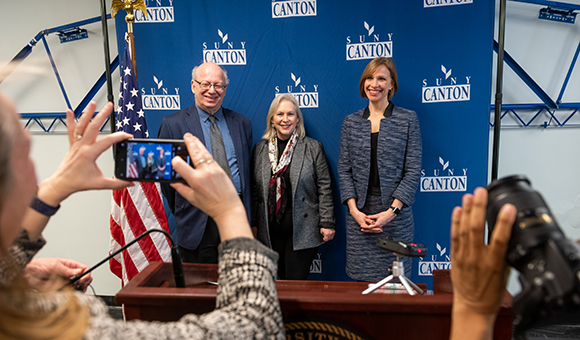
[158,104,253,250]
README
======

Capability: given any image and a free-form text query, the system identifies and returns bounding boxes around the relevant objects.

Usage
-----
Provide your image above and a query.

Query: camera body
[486,175,580,336]
[377,237,427,257]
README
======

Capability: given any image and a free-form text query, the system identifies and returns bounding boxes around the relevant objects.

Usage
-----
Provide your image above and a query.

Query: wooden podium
[115,262,512,340]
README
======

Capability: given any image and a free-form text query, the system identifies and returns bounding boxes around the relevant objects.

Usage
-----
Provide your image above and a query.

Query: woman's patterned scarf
[268,130,299,224]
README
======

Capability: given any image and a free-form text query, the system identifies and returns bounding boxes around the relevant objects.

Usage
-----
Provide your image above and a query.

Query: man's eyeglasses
[194,80,227,92]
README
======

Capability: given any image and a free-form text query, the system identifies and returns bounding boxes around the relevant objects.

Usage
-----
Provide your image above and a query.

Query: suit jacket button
[304,213,308,218]
[302,197,305,201]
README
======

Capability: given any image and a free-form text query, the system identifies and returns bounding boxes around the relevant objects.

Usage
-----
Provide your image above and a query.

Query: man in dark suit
[135,146,148,179]
[158,62,252,264]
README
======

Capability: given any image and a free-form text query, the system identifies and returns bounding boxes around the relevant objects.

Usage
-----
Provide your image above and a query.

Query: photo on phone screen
[114,139,190,183]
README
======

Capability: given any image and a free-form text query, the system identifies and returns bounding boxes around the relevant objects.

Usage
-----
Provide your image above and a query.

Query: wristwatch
[390,206,401,215]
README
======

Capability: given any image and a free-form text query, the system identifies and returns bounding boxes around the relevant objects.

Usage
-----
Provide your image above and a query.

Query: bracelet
[30,196,60,216]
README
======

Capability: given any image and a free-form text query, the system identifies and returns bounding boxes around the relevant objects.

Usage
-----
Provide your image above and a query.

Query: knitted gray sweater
[2,231,284,339]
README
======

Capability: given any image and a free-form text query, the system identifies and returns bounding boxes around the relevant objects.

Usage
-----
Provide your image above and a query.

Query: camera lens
[486,175,580,336]
[486,175,561,268]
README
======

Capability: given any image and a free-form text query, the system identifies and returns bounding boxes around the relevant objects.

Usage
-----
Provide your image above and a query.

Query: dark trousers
[269,222,319,280]
[178,195,243,264]
[178,217,220,264]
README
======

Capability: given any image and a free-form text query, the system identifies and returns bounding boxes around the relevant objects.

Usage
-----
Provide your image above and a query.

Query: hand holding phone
[114,138,191,183]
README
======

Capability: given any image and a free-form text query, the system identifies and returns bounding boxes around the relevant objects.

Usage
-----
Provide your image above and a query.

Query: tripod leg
[362,275,394,295]
[405,277,424,295]
[398,275,417,296]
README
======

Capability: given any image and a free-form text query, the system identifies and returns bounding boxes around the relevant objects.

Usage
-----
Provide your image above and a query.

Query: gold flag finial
[111,0,148,24]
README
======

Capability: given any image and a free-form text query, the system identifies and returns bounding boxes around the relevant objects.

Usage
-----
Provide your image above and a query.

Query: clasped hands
[351,208,396,233]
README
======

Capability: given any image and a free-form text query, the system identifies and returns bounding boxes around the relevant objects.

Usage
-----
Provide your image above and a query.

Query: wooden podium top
[116,262,512,340]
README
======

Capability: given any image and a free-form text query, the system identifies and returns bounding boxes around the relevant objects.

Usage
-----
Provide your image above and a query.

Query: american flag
[109,37,171,285]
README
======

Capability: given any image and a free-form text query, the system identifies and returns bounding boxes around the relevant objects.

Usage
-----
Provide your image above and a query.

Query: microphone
[171,245,185,288]
[69,229,185,288]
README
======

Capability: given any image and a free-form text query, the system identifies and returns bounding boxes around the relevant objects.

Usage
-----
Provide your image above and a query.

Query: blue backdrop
[115,0,494,287]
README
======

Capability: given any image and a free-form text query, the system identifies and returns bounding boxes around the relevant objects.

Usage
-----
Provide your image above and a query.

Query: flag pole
[111,0,148,82]
[100,0,115,133]
[109,2,171,285]
[128,29,138,81]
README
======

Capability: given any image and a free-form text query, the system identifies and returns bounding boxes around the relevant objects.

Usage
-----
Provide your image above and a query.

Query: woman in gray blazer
[338,57,422,282]
[251,94,335,280]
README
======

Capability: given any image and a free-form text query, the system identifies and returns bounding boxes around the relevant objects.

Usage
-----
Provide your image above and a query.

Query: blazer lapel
[378,111,401,184]
[379,112,401,159]
[224,109,246,188]
[185,105,205,144]
[259,142,272,202]
[289,139,305,199]
[358,115,372,182]
[224,109,241,154]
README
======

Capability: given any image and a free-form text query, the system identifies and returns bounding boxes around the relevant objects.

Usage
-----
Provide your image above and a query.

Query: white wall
[0,1,122,295]
[30,135,120,296]
[492,1,580,294]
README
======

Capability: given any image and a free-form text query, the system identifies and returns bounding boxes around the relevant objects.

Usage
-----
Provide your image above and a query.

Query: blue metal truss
[491,0,580,128]
[509,0,580,11]
[21,53,119,133]
[1,15,118,133]
[490,104,580,128]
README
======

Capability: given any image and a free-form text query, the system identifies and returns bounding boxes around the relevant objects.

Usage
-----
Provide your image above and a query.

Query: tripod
[362,253,424,295]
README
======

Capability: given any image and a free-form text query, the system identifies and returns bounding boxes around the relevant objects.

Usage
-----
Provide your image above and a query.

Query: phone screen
[115,139,190,183]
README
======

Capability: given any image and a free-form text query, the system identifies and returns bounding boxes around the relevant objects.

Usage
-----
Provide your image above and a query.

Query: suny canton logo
[424,0,473,8]
[418,243,451,276]
[135,0,175,23]
[420,157,468,192]
[422,65,471,103]
[275,73,319,108]
[346,22,393,61]
[309,253,322,274]
[141,75,181,110]
[272,0,317,18]
[203,29,246,65]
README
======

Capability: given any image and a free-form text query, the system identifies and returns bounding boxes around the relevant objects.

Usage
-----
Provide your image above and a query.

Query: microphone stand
[69,228,185,288]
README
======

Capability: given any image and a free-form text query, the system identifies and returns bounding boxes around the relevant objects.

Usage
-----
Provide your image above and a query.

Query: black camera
[486,175,580,338]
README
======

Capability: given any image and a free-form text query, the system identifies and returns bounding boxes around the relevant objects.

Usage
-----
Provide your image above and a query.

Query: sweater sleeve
[9,229,46,267]
[83,237,284,340]
[338,116,357,205]
[0,230,46,287]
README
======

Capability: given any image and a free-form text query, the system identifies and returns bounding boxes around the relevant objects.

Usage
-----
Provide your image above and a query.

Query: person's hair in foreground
[0,92,89,339]
[0,92,283,339]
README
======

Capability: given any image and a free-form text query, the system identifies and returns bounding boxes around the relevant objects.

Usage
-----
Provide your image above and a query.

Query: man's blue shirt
[196,105,241,194]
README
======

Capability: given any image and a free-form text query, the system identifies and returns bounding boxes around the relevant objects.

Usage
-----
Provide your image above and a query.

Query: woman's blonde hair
[262,94,306,140]
[0,93,90,340]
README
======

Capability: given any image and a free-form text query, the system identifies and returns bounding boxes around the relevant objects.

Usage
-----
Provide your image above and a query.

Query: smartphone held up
[114,138,191,183]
